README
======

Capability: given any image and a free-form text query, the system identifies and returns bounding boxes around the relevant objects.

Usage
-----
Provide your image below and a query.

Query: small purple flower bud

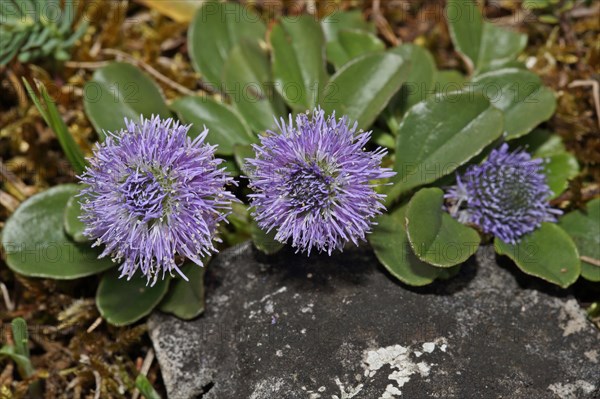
[79,116,236,284]
[445,144,561,244]
[246,108,395,255]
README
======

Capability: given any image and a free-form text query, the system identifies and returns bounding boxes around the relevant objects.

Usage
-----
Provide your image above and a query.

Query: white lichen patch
[557,299,589,337]
[360,337,448,398]
[305,338,448,399]
[332,377,363,399]
[548,380,596,399]
[422,342,435,353]
[381,384,403,398]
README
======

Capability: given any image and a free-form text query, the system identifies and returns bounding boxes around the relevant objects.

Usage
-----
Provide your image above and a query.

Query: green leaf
[271,15,328,111]
[0,346,34,380]
[495,223,580,288]
[558,199,600,282]
[372,129,396,149]
[387,44,437,119]
[321,10,375,43]
[135,374,162,399]
[434,70,466,93]
[476,23,528,72]
[1,185,115,279]
[96,268,170,326]
[447,0,527,73]
[369,207,445,286]
[223,41,287,132]
[188,0,266,88]
[251,220,284,255]
[446,0,482,70]
[321,53,411,130]
[159,263,206,320]
[510,128,565,156]
[221,158,240,177]
[471,68,556,139]
[542,153,579,199]
[170,96,255,155]
[326,29,385,70]
[233,144,255,176]
[405,188,480,267]
[83,62,171,139]
[390,91,503,199]
[11,318,29,359]
[23,79,87,174]
[64,194,88,243]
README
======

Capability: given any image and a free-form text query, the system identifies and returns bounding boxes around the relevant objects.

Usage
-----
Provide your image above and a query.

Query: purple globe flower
[245,109,395,255]
[445,144,561,244]
[79,116,236,284]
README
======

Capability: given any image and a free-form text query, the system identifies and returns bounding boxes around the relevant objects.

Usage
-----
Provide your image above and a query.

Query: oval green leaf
[405,188,480,267]
[1,185,114,279]
[64,194,88,243]
[476,23,528,72]
[558,199,600,282]
[171,96,255,155]
[369,207,445,286]
[542,153,579,199]
[224,41,287,132]
[321,53,411,131]
[271,15,328,111]
[96,268,170,326]
[321,10,375,43]
[326,29,385,70]
[251,221,284,255]
[188,1,266,88]
[447,0,527,72]
[83,62,171,139]
[387,44,437,117]
[434,70,467,94]
[391,91,503,198]
[233,144,255,176]
[159,262,206,319]
[446,0,483,71]
[471,68,556,139]
[495,223,580,288]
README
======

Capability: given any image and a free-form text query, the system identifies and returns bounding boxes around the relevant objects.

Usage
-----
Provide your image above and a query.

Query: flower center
[486,166,536,213]
[120,169,168,222]
[287,161,335,211]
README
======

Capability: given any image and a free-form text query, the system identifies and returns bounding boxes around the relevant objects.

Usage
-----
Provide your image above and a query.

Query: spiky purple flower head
[79,116,235,284]
[445,144,561,244]
[245,108,395,255]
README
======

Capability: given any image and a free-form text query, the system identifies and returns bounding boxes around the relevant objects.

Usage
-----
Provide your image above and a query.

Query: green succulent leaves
[1,185,114,279]
[558,199,600,282]
[406,188,480,267]
[495,223,580,288]
[271,15,328,111]
[96,269,171,326]
[0,0,88,66]
[188,0,266,89]
[84,62,171,139]
[447,0,527,73]
[390,92,504,200]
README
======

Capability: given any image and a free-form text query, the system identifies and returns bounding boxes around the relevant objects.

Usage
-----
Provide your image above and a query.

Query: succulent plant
[0,0,88,65]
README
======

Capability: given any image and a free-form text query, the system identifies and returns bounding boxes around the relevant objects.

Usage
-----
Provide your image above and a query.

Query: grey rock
[148,243,600,399]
